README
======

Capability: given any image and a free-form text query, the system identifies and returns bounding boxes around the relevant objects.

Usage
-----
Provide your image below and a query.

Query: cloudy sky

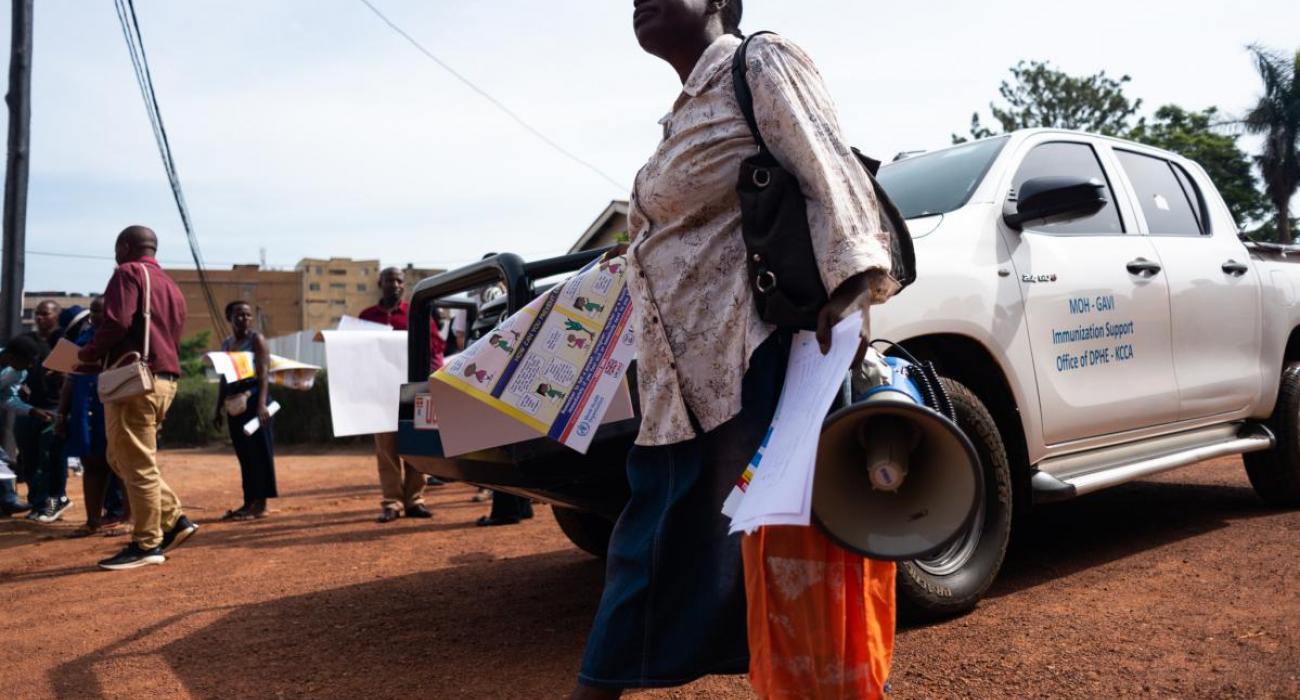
[4,0,1297,293]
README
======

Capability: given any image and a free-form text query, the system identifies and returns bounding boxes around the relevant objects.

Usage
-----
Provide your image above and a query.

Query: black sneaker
[1,498,32,516]
[405,504,433,519]
[160,515,198,553]
[98,543,165,571]
[35,496,73,523]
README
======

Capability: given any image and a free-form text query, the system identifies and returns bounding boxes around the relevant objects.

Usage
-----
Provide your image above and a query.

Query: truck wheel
[897,377,1013,621]
[552,507,614,558]
[1244,362,1300,507]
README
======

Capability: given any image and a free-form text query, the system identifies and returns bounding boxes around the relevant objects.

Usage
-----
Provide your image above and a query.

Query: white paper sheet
[727,315,863,534]
[42,338,86,374]
[322,330,408,437]
[241,401,282,436]
[337,315,392,332]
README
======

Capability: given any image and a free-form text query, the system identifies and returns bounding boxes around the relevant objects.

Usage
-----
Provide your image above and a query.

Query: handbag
[223,390,252,417]
[97,264,156,404]
[732,32,917,330]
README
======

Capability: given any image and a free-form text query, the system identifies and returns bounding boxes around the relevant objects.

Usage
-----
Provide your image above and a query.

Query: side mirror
[1004,176,1108,230]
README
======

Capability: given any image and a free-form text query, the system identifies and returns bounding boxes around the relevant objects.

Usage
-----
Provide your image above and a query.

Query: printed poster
[204,351,322,390]
[432,255,635,454]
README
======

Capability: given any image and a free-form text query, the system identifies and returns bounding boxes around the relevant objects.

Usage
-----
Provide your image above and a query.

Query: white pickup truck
[871,128,1300,617]
[400,127,1300,619]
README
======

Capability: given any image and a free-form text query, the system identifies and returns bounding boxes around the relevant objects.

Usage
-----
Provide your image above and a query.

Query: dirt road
[1,448,1296,698]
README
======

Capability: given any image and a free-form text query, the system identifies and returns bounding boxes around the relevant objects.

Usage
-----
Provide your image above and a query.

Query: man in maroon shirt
[358,267,440,523]
[79,226,199,570]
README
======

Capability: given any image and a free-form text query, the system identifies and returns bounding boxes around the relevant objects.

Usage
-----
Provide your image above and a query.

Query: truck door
[1112,148,1263,419]
[1004,139,1181,445]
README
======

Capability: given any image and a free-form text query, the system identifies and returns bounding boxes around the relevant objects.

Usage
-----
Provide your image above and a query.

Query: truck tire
[1243,362,1300,507]
[553,507,614,558]
[897,377,1013,621]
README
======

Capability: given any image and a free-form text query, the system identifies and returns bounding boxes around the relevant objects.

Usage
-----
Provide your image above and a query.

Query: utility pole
[0,0,33,341]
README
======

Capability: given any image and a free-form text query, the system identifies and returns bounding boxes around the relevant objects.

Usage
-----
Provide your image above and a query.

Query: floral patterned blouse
[627,33,899,447]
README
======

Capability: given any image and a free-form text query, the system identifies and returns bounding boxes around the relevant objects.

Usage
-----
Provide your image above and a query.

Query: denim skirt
[578,331,790,688]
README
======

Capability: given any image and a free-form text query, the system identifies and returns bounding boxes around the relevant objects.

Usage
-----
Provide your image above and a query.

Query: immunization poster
[432,255,636,454]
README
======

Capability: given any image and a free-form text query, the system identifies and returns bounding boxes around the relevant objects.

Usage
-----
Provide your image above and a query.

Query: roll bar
[407,249,609,382]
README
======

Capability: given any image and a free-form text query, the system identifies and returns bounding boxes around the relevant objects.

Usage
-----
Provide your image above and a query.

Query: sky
[2,0,1298,294]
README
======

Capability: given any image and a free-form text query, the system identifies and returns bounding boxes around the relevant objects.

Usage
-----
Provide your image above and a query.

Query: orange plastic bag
[742,526,896,700]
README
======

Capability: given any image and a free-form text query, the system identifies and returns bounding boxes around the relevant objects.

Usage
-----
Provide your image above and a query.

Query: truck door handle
[1221,260,1248,276]
[1126,258,1162,277]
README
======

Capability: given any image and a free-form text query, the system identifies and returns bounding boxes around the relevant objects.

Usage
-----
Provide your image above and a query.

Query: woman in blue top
[212,301,277,520]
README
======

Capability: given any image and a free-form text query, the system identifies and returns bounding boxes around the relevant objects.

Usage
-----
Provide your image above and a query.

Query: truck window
[1011,142,1124,235]
[1170,161,1209,233]
[875,136,1008,220]
[1115,150,1204,235]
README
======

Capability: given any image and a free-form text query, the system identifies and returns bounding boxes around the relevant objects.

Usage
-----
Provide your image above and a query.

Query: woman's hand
[212,411,224,430]
[53,413,67,439]
[816,272,874,366]
[257,403,272,423]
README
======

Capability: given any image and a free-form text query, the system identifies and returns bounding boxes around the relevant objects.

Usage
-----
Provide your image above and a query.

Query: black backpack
[732,32,916,331]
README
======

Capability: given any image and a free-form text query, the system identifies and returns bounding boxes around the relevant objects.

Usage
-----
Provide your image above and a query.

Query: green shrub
[162,376,222,447]
[161,373,359,447]
[270,375,358,446]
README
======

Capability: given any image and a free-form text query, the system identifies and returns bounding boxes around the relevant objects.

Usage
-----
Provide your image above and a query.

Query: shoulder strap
[141,264,152,364]
[731,31,775,154]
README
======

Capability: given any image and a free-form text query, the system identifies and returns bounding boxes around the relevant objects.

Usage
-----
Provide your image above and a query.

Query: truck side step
[1031,423,1275,504]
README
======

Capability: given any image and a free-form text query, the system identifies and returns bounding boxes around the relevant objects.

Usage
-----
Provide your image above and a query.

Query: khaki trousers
[104,379,181,550]
[374,432,425,511]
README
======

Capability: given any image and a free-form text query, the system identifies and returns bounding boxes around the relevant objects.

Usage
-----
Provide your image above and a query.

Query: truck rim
[914,496,985,577]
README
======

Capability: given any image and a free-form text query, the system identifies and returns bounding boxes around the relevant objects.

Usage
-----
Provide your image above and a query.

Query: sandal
[221,508,255,521]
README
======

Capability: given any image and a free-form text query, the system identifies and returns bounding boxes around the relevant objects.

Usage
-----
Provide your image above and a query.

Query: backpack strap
[731,31,776,155]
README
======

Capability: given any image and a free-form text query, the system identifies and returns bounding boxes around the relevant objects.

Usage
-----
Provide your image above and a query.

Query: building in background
[20,292,98,332]
[297,258,443,333]
[569,200,629,253]
[399,263,444,294]
[298,257,382,331]
[168,265,304,349]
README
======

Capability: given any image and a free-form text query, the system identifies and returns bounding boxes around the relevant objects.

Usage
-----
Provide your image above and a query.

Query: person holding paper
[79,225,199,571]
[360,267,436,522]
[212,301,278,521]
[571,2,899,698]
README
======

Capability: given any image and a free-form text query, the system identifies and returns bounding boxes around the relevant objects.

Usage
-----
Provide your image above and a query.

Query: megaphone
[813,346,983,561]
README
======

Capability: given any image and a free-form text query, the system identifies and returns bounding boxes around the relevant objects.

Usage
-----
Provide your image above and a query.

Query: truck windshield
[876,136,1009,220]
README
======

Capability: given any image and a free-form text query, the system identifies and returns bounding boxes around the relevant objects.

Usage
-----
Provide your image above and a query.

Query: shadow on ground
[990,476,1278,599]
[48,550,606,699]
[36,469,1287,697]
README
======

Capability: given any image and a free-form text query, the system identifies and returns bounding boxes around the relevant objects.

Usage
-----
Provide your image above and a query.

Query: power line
[355,0,629,193]
[113,0,229,339]
[27,249,262,267]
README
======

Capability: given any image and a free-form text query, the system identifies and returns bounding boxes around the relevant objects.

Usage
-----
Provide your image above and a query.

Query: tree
[1129,105,1269,228]
[179,330,212,378]
[954,61,1144,143]
[1243,45,1300,244]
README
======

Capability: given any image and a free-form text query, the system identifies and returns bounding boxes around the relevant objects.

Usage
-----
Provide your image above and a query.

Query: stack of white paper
[727,315,863,535]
